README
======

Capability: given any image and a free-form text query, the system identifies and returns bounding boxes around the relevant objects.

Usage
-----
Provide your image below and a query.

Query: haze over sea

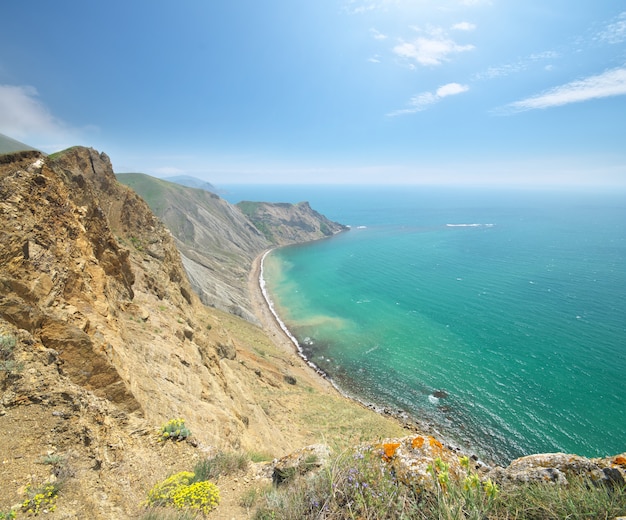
[222,185,626,465]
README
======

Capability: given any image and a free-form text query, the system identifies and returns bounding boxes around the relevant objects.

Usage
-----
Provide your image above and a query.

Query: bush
[144,469,221,516]
[159,418,191,442]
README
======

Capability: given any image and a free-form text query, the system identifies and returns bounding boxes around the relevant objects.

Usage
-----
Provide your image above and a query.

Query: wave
[446,223,495,228]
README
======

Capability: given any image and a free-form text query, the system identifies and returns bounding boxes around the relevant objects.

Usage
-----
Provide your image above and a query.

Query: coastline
[248,249,335,393]
[248,249,461,454]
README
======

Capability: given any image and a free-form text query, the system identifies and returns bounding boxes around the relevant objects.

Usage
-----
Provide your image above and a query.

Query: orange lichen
[412,436,425,450]
[382,442,401,461]
[429,437,443,450]
[614,455,626,466]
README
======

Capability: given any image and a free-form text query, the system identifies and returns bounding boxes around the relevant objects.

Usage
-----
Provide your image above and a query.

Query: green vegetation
[21,482,60,515]
[252,447,626,520]
[236,201,275,241]
[0,334,23,375]
[159,418,192,442]
[143,451,251,518]
[192,452,249,482]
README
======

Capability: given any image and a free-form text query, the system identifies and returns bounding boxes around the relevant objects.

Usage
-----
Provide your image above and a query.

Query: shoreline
[248,249,470,459]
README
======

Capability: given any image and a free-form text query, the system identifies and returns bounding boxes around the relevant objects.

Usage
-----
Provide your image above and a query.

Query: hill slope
[0,147,406,518]
[116,173,347,323]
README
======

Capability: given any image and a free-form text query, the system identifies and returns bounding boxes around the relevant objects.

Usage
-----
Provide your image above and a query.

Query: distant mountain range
[162,174,217,193]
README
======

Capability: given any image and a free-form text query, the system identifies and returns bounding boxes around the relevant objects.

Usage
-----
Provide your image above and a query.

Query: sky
[1,1,625,187]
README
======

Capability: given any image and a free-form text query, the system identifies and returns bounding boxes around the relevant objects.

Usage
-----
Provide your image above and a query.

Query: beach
[247,250,336,393]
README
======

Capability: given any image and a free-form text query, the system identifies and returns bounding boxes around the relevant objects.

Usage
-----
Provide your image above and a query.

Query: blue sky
[1,1,625,186]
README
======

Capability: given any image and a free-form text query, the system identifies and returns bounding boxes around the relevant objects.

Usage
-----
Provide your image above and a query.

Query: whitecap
[428,394,440,405]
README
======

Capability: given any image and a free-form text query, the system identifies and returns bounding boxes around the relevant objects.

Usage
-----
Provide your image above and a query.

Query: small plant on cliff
[159,418,191,441]
[144,471,220,516]
[0,334,23,375]
[21,482,60,515]
[193,452,249,482]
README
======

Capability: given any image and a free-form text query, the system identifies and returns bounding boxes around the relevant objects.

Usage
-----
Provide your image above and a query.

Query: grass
[192,452,249,482]
[252,447,626,520]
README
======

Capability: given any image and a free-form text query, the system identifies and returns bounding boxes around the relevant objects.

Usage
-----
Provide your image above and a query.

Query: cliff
[116,173,347,323]
[0,147,405,518]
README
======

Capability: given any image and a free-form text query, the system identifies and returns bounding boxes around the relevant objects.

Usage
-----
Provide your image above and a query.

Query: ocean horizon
[222,184,626,465]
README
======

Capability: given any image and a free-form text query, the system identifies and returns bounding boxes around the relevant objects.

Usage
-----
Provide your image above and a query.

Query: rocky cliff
[116,173,347,324]
[0,147,405,518]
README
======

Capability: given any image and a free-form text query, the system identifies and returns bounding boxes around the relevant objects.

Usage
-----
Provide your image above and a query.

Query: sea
[220,184,626,466]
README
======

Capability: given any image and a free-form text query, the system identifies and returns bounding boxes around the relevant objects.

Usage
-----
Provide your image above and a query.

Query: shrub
[159,418,191,442]
[145,471,220,516]
[170,481,220,514]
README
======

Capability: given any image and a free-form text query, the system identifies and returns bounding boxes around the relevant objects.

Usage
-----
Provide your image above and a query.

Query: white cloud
[393,29,475,66]
[370,28,388,40]
[501,66,626,113]
[452,21,476,31]
[598,11,626,44]
[388,82,469,115]
[0,84,95,152]
[368,54,382,63]
[436,82,470,97]
[0,84,67,140]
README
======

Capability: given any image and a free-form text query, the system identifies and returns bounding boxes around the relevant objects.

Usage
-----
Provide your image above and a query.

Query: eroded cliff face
[117,173,348,325]
[0,147,359,517]
[237,200,347,247]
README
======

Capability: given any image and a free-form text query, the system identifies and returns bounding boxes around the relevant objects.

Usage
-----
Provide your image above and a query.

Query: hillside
[116,173,346,323]
[0,147,407,518]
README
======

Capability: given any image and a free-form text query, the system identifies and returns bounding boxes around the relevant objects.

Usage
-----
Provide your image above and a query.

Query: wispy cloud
[0,85,68,140]
[474,51,560,80]
[393,27,475,67]
[388,82,469,115]
[0,84,97,152]
[370,28,388,40]
[598,11,626,44]
[452,21,476,31]
[499,66,626,113]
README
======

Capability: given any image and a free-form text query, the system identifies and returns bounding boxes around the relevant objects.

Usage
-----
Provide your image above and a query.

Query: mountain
[116,172,346,323]
[162,174,217,193]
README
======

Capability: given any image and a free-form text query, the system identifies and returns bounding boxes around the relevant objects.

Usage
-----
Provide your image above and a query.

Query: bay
[222,185,626,465]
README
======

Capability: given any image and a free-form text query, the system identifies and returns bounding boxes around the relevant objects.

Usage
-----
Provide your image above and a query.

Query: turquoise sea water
[222,185,626,465]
